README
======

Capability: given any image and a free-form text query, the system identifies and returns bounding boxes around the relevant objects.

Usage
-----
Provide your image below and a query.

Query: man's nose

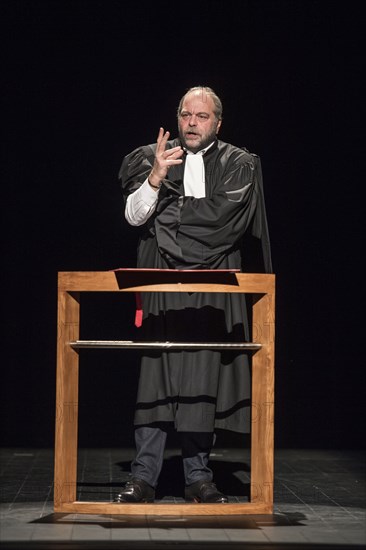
[188,114,197,125]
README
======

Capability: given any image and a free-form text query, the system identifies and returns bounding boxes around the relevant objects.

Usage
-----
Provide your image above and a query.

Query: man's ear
[216,120,222,134]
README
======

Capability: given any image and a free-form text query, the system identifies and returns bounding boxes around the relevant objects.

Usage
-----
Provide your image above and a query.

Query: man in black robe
[115,86,272,504]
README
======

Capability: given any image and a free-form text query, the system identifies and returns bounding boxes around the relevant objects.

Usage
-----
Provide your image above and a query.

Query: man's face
[178,91,222,153]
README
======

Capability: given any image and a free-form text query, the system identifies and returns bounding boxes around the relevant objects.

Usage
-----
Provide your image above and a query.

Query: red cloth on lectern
[135,292,143,328]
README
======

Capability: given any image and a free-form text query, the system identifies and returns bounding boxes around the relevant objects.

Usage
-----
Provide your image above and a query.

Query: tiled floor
[0,447,365,549]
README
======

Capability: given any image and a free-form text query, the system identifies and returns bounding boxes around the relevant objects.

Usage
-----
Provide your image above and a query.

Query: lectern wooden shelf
[55,269,275,515]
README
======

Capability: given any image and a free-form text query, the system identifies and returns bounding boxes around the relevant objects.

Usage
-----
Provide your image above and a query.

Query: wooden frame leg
[54,290,80,511]
[251,292,275,512]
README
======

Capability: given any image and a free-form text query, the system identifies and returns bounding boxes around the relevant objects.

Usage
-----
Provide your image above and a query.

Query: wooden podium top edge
[111,268,241,273]
[57,271,275,293]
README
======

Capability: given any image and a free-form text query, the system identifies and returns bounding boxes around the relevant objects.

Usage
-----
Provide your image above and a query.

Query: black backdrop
[2,0,364,450]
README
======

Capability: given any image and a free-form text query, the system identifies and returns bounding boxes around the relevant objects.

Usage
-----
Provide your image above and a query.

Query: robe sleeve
[118,145,156,197]
[154,155,263,269]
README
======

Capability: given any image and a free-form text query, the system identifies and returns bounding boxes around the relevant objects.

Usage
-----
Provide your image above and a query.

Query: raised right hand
[148,127,183,187]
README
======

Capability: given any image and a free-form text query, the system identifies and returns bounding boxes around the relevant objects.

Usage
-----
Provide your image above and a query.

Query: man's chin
[183,137,201,153]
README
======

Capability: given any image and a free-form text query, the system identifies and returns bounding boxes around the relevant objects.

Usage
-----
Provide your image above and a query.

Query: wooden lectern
[55,269,275,515]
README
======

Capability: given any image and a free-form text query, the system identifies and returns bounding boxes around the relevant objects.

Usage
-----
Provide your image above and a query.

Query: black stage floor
[0,447,365,549]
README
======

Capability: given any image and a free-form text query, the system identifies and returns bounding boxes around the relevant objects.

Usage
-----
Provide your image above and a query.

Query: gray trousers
[131,426,215,488]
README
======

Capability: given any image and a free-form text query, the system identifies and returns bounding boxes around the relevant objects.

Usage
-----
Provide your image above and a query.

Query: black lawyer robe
[118,138,272,433]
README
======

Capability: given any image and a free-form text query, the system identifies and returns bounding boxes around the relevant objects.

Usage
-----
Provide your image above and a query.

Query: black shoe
[185,480,228,503]
[114,478,155,503]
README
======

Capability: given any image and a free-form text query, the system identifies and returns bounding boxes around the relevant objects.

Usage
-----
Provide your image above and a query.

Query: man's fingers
[156,127,167,142]
[168,148,184,160]
[166,146,183,157]
[156,127,170,155]
[155,128,183,172]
